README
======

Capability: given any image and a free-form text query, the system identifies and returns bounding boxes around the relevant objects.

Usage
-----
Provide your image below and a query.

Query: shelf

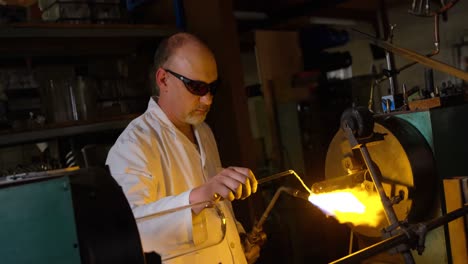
[0,114,139,147]
[0,23,179,38]
[0,23,179,57]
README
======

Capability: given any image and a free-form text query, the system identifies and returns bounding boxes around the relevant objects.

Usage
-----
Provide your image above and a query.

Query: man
[106,32,259,264]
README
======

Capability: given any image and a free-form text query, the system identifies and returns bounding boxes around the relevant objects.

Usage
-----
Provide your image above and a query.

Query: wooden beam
[183,0,259,228]
[183,0,255,169]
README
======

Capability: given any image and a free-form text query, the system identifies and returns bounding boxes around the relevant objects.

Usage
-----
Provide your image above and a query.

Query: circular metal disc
[325,116,436,237]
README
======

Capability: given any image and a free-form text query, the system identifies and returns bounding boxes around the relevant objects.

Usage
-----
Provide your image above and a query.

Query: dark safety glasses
[164,68,219,96]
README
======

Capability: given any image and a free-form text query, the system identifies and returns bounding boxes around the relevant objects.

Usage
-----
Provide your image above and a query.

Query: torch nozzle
[311,170,366,194]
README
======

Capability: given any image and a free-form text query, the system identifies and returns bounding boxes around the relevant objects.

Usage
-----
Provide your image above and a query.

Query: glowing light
[309,188,384,227]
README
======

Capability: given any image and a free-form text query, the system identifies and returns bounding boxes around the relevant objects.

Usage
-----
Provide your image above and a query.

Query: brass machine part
[342,117,416,264]
[326,116,436,238]
[311,169,410,205]
[311,170,366,194]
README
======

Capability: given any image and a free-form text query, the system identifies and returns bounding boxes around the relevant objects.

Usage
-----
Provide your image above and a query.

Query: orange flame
[309,188,384,227]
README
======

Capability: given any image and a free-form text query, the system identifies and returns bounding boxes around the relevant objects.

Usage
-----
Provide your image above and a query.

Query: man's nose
[200,92,213,105]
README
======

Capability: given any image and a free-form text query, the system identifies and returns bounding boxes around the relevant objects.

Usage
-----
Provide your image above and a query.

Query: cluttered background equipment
[320,105,468,263]
[2,102,467,264]
[246,0,468,263]
[2,0,468,263]
[0,167,150,264]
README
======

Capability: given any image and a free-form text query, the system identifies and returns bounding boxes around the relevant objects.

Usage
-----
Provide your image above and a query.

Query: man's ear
[155,68,167,90]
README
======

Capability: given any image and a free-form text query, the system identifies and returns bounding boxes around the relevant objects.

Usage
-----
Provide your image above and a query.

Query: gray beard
[185,112,207,125]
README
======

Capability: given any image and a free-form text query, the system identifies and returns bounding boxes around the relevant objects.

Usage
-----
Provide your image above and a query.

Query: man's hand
[190,167,257,212]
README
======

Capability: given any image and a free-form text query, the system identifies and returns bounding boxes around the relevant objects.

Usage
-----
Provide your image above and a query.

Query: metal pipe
[418,0,424,14]
[437,0,460,15]
[385,50,397,95]
[411,0,417,12]
[255,186,309,230]
[358,146,399,225]
[311,170,366,194]
[135,200,215,223]
[359,145,413,264]
[69,83,78,121]
[257,170,295,185]
[342,122,414,263]
[1,166,80,186]
[380,41,468,81]
[384,23,398,95]
[258,169,312,194]
[433,14,440,54]
[393,14,440,73]
[245,186,310,251]
[354,29,468,81]
[256,187,290,229]
[425,204,468,230]
[135,200,227,261]
[348,231,354,254]
[409,0,460,16]
[152,169,310,230]
[330,205,468,264]
[330,230,410,264]
[372,14,440,85]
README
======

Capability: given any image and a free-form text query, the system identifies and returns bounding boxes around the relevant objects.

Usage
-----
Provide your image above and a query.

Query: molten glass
[309,188,384,227]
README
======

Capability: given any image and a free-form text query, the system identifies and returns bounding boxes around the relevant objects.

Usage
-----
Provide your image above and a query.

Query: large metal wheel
[325,115,437,237]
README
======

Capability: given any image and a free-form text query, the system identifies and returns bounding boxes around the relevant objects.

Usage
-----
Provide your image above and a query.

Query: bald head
[152,33,215,95]
[154,33,217,128]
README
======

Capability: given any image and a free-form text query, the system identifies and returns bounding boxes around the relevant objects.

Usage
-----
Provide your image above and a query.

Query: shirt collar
[147,97,175,130]
[147,96,203,134]
[147,97,207,169]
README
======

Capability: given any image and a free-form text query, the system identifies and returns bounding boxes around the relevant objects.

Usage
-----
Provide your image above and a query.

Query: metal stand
[330,204,468,264]
[341,107,415,264]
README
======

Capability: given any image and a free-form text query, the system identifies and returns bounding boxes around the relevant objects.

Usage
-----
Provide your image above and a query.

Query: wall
[326,1,468,112]
[252,30,307,176]
[241,51,260,86]
[390,0,468,88]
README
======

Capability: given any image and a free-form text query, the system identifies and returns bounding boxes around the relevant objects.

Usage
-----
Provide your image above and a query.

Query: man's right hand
[190,167,257,213]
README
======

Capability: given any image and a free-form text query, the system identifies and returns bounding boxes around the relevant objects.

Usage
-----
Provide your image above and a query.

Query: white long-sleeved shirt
[106,98,247,264]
